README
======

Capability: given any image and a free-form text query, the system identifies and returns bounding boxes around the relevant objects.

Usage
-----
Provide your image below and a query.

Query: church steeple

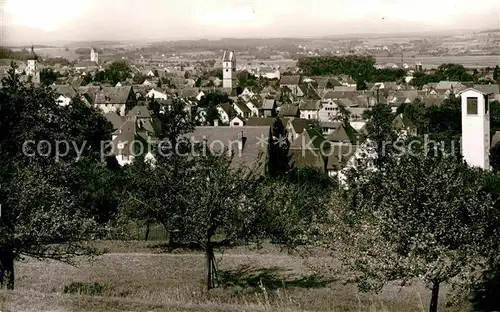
[90,47,99,64]
[30,44,38,61]
[222,51,236,89]
[26,44,40,84]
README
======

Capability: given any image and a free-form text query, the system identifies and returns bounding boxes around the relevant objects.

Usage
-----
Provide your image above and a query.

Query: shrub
[63,282,105,296]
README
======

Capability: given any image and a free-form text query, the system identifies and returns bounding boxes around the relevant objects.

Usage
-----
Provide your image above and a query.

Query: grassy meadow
[0,238,469,312]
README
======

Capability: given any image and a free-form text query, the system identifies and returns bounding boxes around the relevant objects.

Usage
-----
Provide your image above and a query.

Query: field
[0,241,468,312]
[376,55,500,69]
[20,46,500,70]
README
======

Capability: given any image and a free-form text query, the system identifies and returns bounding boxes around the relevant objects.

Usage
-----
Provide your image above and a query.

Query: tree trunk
[144,222,150,241]
[206,243,212,290]
[0,246,14,290]
[429,281,440,312]
[205,231,217,290]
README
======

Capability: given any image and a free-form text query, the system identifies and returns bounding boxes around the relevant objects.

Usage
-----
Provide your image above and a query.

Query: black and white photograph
[0,0,500,311]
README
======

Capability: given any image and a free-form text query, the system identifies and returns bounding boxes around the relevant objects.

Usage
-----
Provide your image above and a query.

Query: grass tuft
[63,281,106,296]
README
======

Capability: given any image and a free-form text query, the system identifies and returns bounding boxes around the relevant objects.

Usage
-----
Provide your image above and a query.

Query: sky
[1,0,499,45]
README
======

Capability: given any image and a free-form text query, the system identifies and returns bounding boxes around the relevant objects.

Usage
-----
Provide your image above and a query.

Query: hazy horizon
[2,0,499,46]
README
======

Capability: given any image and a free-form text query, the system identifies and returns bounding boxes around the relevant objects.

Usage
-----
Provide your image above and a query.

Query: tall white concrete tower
[460,88,492,170]
[90,48,99,64]
[222,51,236,89]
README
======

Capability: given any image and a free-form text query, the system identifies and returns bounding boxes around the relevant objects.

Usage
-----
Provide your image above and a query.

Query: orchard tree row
[0,64,499,312]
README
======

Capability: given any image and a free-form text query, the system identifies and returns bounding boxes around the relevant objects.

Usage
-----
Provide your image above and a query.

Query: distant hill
[6,45,56,49]
[63,41,123,48]
[477,29,500,34]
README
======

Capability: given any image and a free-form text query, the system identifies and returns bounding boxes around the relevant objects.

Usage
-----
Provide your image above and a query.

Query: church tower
[26,45,40,84]
[90,48,99,64]
[222,51,236,89]
[460,88,492,169]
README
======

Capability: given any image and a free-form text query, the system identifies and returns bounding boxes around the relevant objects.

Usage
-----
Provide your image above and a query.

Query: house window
[233,122,240,126]
[226,69,229,72]
[467,97,478,115]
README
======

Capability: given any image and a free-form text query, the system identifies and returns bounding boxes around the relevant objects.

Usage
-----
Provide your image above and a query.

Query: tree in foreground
[0,65,116,289]
[268,117,291,178]
[335,153,500,312]
[171,152,264,290]
[362,103,396,167]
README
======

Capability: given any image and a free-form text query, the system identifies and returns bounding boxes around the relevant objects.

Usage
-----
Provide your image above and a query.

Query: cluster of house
[6,48,500,178]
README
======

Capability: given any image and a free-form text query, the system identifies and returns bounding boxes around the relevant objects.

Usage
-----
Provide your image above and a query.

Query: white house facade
[56,95,72,106]
[318,100,338,122]
[147,89,167,100]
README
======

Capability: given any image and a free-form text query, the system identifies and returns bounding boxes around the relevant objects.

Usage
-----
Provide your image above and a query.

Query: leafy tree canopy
[337,153,500,312]
[0,64,118,289]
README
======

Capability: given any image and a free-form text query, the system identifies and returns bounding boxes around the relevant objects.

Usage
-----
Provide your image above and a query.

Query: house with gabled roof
[279,104,300,118]
[300,100,321,120]
[189,126,272,174]
[105,111,156,167]
[74,60,99,72]
[370,82,398,91]
[320,121,342,135]
[147,87,167,100]
[280,75,302,97]
[392,113,417,137]
[347,107,370,121]
[243,116,284,135]
[299,83,321,100]
[260,99,277,118]
[327,123,359,144]
[334,85,357,92]
[289,127,330,173]
[339,76,357,87]
[109,120,136,166]
[318,99,338,122]
[240,87,255,98]
[216,103,234,124]
[286,118,315,142]
[52,85,77,106]
[244,99,260,117]
[105,111,126,130]
[230,116,245,127]
[233,101,252,118]
[313,77,330,89]
[94,86,136,116]
[473,84,500,101]
[141,69,155,77]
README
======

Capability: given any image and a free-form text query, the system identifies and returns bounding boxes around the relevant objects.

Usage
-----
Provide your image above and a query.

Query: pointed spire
[30,44,38,60]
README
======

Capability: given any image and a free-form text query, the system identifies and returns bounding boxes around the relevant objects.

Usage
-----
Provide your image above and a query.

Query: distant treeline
[0,46,32,61]
[477,29,500,34]
[65,41,122,48]
[297,55,406,88]
[74,48,104,55]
